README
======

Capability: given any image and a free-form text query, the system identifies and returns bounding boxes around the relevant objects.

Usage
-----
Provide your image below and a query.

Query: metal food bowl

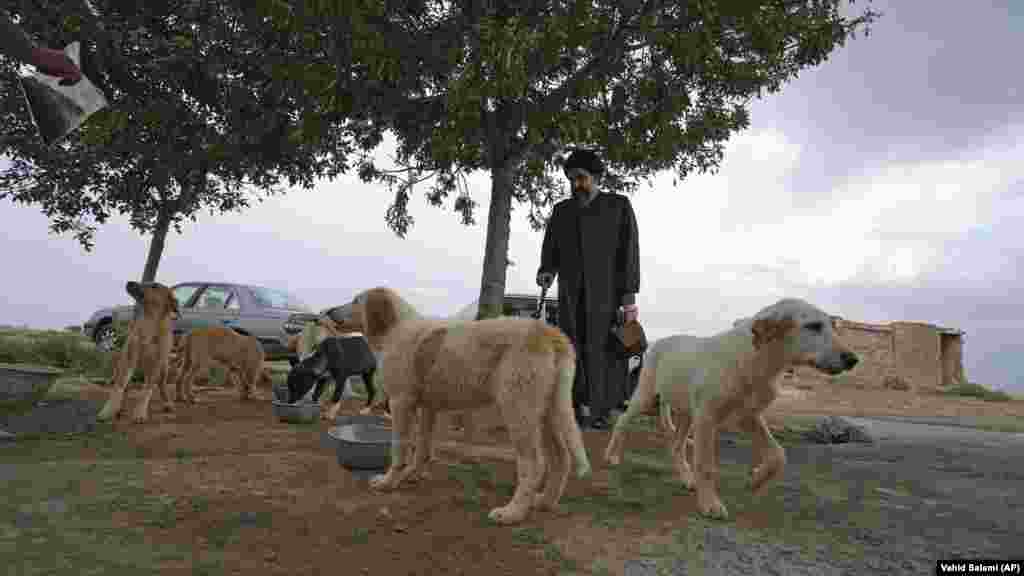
[0,363,64,413]
[271,399,320,423]
[327,415,392,471]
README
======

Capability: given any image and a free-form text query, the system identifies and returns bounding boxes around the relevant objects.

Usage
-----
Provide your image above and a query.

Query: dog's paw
[358,406,373,416]
[95,408,116,422]
[412,467,433,483]
[488,504,529,525]
[696,493,729,520]
[750,461,782,494]
[324,404,343,421]
[602,443,623,467]
[369,474,398,491]
[131,411,149,424]
[532,494,567,515]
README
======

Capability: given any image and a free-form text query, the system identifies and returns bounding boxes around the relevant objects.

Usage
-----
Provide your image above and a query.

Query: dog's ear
[166,289,180,319]
[751,312,795,350]
[363,288,398,337]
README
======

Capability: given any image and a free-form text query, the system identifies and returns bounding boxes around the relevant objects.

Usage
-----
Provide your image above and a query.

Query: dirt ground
[770,382,1024,419]
[2,383,1022,575]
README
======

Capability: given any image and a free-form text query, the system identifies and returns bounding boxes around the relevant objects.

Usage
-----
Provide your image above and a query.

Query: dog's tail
[555,343,590,479]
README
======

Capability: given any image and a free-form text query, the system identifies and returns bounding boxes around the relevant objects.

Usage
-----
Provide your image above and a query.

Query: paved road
[845,416,1024,447]
[623,416,1024,575]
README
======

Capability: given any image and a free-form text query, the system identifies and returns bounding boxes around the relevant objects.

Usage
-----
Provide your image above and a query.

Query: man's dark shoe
[574,408,588,429]
[590,415,611,430]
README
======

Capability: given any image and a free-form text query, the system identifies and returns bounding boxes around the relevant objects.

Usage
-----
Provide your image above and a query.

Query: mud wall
[940,334,965,387]
[890,322,942,392]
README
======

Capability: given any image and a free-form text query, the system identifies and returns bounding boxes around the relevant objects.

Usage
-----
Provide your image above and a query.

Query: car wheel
[94,321,117,352]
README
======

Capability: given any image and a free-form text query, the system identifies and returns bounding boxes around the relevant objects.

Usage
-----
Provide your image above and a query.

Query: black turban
[562,148,605,177]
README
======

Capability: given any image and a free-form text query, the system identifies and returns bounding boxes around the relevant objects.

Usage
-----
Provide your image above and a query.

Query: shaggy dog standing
[96,282,179,423]
[337,286,590,525]
[175,326,272,403]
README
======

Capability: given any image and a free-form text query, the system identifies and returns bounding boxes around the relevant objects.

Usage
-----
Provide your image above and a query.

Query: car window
[225,293,240,311]
[173,285,201,308]
[195,286,233,310]
[249,286,308,310]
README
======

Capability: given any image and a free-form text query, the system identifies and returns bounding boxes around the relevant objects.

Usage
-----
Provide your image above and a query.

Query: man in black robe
[537,149,640,430]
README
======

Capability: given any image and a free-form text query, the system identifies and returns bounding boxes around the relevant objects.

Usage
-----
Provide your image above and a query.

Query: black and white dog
[285,335,384,419]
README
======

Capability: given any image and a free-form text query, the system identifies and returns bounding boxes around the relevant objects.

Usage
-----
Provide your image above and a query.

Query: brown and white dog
[604,298,859,520]
[96,281,180,423]
[174,326,273,403]
[336,287,591,525]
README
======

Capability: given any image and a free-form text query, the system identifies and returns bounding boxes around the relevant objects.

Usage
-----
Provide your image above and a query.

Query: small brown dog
[175,326,272,403]
[96,281,180,423]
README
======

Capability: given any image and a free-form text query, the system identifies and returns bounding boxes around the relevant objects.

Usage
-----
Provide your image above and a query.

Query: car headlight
[282,318,306,335]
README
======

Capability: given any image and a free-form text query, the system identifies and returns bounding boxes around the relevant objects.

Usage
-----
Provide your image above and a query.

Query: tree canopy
[2,0,880,309]
[0,0,379,279]
[300,0,880,317]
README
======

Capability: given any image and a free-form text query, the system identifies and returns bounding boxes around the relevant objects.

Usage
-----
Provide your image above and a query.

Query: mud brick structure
[782,317,966,393]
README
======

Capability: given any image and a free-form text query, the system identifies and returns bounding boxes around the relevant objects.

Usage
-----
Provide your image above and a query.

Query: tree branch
[522,0,662,158]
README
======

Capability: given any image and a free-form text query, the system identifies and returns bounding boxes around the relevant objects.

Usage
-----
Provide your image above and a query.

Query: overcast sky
[2,0,1021,392]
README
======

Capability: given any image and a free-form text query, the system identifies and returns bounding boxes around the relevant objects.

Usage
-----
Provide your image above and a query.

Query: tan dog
[604,298,859,519]
[166,347,260,395]
[165,334,248,392]
[96,281,180,423]
[175,326,272,403]
[337,287,590,525]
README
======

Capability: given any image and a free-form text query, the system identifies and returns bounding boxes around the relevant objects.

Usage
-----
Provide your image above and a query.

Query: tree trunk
[475,160,515,320]
[141,208,172,283]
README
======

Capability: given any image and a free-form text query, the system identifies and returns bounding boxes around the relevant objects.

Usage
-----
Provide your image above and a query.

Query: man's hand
[30,47,82,85]
[536,272,555,289]
[622,304,639,324]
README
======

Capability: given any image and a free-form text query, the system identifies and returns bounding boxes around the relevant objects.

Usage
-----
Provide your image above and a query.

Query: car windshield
[248,286,309,311]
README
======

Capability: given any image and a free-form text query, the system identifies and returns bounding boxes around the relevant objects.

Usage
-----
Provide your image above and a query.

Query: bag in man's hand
[609,308,647,359]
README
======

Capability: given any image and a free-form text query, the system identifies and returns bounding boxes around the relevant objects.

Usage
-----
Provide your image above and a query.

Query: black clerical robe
[538,191,640,416]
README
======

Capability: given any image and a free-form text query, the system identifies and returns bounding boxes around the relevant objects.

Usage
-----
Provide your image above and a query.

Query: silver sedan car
[82,281,314,361]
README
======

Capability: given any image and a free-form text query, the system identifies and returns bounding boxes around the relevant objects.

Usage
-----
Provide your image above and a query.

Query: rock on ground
[804,415,875,444]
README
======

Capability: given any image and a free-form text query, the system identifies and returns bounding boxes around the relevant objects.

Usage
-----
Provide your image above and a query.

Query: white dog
[604,298,859,519]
